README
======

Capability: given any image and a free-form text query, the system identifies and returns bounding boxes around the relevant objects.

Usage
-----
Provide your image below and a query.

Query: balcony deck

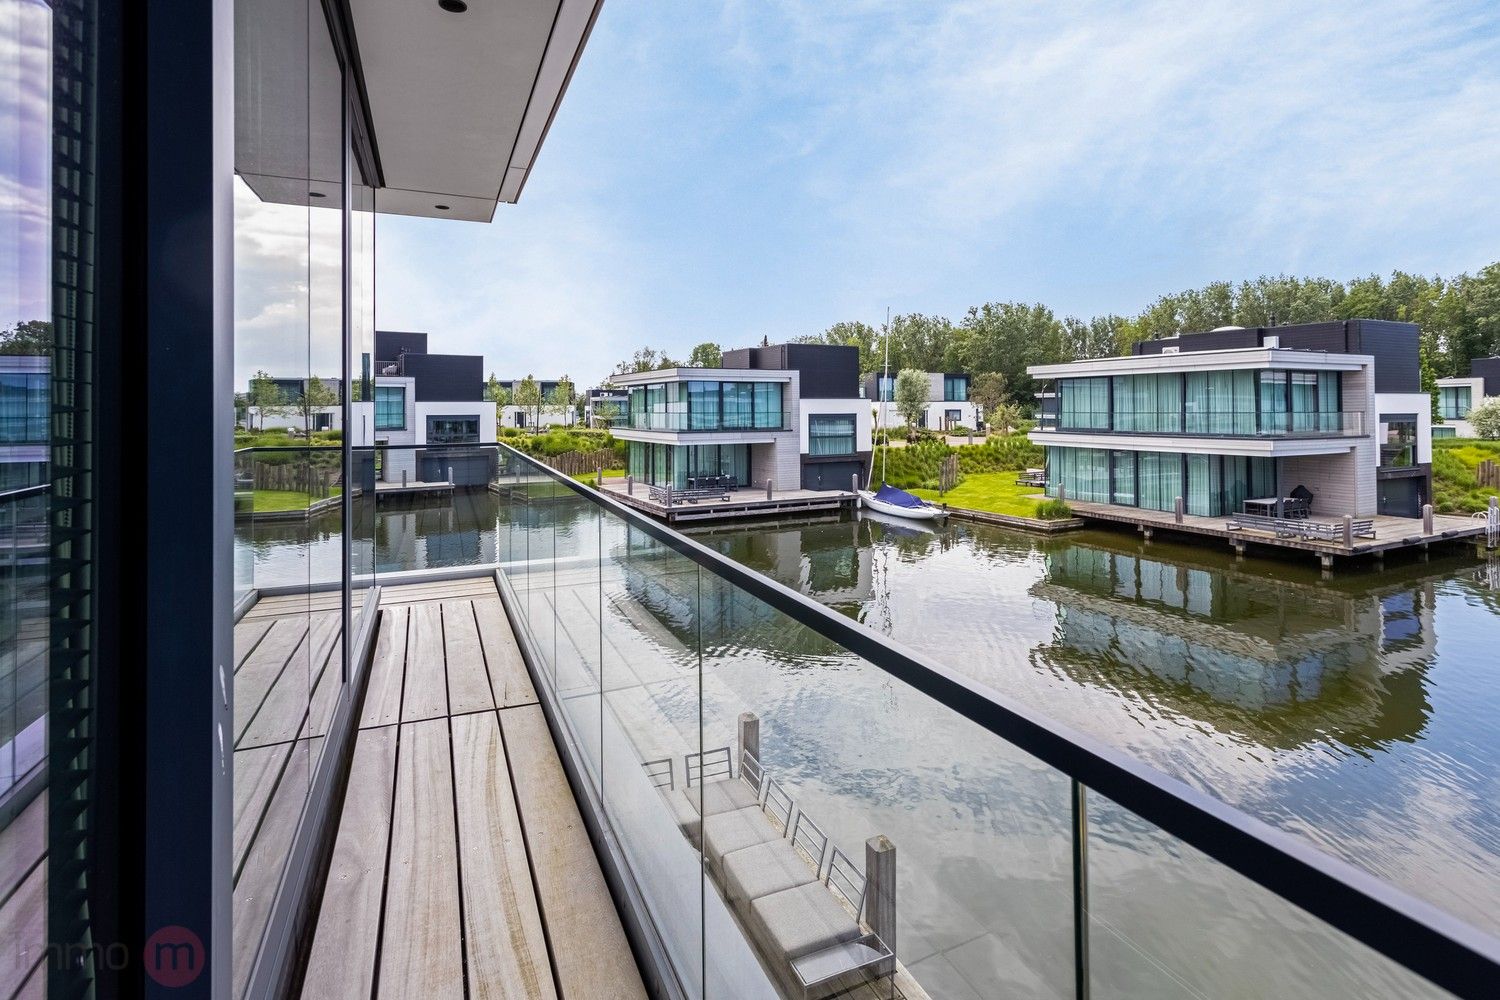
[599,478,855,523]
[296,578,647,999]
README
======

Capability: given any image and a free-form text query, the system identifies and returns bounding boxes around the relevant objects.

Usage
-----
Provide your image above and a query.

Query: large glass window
[1045,446,1110,502]
[1439,385,1472,420]
[0,369,48,443]
[808,414,857,455]
[876,375,894,401]
[753,381,784,428]
[1060,377,1110,430]
[722,381,753,428]
[426,416,480,444]
[375,385,406,429]
[944,375,968,401]
[1381,415,1418,468]
[687,380,720,430]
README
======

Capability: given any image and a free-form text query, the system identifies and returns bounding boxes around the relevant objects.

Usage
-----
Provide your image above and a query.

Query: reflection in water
[238,492,1498,996]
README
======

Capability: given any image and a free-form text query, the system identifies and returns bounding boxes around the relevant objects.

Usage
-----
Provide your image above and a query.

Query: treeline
[793,264,1500,404]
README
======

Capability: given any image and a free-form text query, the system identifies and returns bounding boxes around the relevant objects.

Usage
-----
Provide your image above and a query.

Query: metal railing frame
[490,439,1500,998]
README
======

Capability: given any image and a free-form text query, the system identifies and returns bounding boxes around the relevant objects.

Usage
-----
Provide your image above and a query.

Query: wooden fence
[246,462,340,497]
[544,448,623,477]
[1478,460,1500,489]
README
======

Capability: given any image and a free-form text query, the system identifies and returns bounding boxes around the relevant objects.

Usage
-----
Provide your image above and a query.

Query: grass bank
[1433,439,1500,513]
[910,471,1071,520]
[252,487,341,512]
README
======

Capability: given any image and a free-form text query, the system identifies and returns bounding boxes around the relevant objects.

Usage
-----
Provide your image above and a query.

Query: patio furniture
[1016,469,1047,487]
[722,809,829,910]
[789,932,895,1000]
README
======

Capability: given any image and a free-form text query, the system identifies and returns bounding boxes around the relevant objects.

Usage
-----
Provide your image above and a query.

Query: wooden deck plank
[0,792,45,905]
[443,601,497,716]
[233,737,315,1000]
[300,726,398,1000]
[401,603,449,722]
[233,741,295,875]
[361,606,409,729]
[241,592,347,618]
[473,598,538,708]
[234,617,312,743]
[381,579,499,604]
[0,862,44,993]
[499,704,647,1000]
[233,616,276,670]
[451,712,558,1000]
[239,612,340,749]
[378,719,464,1000]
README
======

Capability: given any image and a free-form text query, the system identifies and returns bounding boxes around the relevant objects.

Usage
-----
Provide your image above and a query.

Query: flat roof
[1029,347,1374,379]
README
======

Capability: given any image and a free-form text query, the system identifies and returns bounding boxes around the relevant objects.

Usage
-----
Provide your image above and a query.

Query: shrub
[1034,498,1073,520]
[1469,397,1500,439]
[946,425,972,435]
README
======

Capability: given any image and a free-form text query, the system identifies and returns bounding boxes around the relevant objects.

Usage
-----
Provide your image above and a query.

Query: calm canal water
[237,493,1500,997]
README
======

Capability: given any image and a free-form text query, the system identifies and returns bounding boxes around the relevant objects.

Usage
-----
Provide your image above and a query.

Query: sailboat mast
[881,306,890,485]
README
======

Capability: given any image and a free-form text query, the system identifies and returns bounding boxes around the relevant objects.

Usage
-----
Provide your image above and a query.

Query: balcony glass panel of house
[1439,385,1472,420]
[1055,370,1350,437]
[628,380,785,431]
[808,414,857,456]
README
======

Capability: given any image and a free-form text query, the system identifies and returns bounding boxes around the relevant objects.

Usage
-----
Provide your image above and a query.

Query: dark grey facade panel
[376,329,428,362]
[1469,356,1500,396]
[1349,320,1420,394]
[720,343,860,398]
[1272,322,1348,355]
[403,353,484,402]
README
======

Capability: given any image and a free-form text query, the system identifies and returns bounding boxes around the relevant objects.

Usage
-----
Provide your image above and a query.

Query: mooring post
[665,483,673,507]
[737,712,760,776]
[626,474,634,496]
[1058,482,1067,503]
[765,479,773,501]
[1321,552,1335,571]
[1174,496,1184,524]
[1342,515,1353,547]
[447,465,453,486]
[866,835,897,979]
[402,469,408,489]
[852,472,860,496]
[1423,502,1434,535]
[596,463,603,487]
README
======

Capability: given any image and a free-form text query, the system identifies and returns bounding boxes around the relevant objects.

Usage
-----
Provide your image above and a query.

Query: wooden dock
[599,480,855,523]
[296,578,646,1000]
[1065,500,1491,566]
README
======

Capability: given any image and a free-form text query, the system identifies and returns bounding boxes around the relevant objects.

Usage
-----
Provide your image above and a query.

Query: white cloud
[0,0,53,329]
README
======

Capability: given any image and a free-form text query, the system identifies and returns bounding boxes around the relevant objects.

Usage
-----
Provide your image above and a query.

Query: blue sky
[377,0,1500,385]
[5,1,1500,389]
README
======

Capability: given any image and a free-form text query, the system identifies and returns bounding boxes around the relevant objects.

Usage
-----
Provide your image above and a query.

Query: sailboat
[859,309,948,521]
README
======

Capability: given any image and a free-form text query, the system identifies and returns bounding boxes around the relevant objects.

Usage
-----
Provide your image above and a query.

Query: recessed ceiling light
[438,0,468,12]
[434,204,450,211]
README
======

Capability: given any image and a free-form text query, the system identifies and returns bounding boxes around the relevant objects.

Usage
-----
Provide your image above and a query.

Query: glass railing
[0,483,47,800]
[485,442,1497,999]
[1047,410,1364,437]
[625,410,793,432]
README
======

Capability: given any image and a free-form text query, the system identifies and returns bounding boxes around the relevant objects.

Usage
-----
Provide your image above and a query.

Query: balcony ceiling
[350,0,601,222]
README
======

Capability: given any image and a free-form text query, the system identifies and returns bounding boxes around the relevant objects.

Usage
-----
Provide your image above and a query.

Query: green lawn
[910,471,1054,518]
[571,468,626,484]
[252,487,341,512]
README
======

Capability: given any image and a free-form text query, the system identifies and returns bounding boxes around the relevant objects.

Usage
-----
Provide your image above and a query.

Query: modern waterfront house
[1029,320,1435,518]
[347,332,497,486]
[584,384,630,427]
[865,371,979,431]
[612,342,874,492]
[1435,356,1500,437]
[4,2,1498,998]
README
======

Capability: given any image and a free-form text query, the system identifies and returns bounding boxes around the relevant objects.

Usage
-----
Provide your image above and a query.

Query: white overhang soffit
[350,0,603,222]
[1028,348,1373,379]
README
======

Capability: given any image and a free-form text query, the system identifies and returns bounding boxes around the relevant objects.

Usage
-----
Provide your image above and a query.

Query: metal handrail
[492,440,1500,997]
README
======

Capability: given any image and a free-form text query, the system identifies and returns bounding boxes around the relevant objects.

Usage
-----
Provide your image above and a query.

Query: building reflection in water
[1029,538,1440,752]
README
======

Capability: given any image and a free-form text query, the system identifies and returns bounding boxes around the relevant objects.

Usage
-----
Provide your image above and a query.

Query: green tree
[1468,398,1500,440]
[545,375,576,425]
[951,303,1064,401]
[879,313,956,373]
[619,347,675,372]
[686,342,723,368]
[593,401,620,429]
[0,319,52,355]
[246,370,288,431]
[969,372,1008,415]
[987,401,1027,435]
[485,372,513,408]
[294,376,341,437]
[514,375,543,429]
[893,369,929,430]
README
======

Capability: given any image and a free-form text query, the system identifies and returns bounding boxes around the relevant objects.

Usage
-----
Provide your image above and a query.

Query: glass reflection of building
[1031,540,1438,749]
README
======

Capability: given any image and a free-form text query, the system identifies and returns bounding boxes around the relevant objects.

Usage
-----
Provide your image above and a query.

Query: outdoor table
[1243,497,1282,517]
[789,932,894,999]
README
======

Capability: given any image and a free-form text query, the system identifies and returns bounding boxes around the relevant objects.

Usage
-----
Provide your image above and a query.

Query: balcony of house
[224,441,1500,1000]
[614,371,795,436]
